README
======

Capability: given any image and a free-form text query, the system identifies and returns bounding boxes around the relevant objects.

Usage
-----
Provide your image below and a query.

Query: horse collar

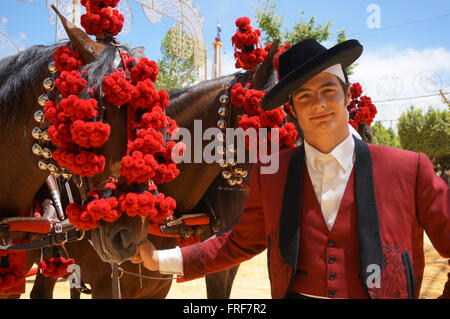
[216,73,251,186]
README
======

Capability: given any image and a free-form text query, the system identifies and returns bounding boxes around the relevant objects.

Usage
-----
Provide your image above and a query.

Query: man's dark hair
[288,68,350,111]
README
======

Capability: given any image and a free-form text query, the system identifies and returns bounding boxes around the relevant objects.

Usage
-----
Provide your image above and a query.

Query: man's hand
[130,239,159,271]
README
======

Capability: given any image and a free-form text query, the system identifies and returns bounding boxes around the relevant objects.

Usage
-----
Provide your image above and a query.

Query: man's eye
[299,94,310,99]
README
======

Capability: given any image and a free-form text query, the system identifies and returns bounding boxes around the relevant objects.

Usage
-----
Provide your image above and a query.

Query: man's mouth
[309,112,334,120]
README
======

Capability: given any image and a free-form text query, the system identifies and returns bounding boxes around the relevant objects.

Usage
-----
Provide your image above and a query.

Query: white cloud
[351,47,450,127]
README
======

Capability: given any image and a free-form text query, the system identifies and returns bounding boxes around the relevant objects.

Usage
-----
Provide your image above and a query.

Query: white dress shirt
[157,128,359,275]
[304,133,355,230]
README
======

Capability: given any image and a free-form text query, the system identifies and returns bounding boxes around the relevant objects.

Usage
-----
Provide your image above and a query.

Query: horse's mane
[0,41,128,125]
[167,72,248,119]
[0,42,67,124]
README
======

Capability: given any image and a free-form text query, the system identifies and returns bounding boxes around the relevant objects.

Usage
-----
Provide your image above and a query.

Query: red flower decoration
[59,95,98,121]
[120,151,159,184]
[55,71,87,98]
[0,264,24,292]
[347,83,377,128]
[118,192,158,217]
[53,46,83,72]
[131,58,159,84]
[38,257,75,279]
[150,193,176,224]
[80,7,124,36]
[102,71,134,107]
[53,149,105,177]
[232,17,267,71]
[71,120,111,148]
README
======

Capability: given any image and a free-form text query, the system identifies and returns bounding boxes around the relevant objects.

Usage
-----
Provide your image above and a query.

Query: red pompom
[53,46,83,72]
[232,17,266,71]
[102,71,134,107]
[38,257,75,279]
[59,95,98,121]
[71,120,111,148]
[120,151,159,184]
[55,71,87,97]
[118,192,158,217]
[0,263,25,292]
[347,83,377,127]
[80,8,124,36]
[131,58,159,84]
[54,149,105,177]
[149,193,176,224]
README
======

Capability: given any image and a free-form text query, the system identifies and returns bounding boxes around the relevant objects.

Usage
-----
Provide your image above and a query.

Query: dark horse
[29,61,276,298]
[0,9,148,298]
[19,9,279,298]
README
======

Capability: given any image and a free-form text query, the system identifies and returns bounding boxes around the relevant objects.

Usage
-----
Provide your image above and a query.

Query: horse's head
[52,7,147,264]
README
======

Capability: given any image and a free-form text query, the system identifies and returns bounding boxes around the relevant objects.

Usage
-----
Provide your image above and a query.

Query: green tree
[154,27,198,92]
[397,106,450,172]
[371,121,401,148]
[254,0,355,75]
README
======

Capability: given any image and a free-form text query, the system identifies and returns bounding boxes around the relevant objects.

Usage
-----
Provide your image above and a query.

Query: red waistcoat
[292,168,367,298]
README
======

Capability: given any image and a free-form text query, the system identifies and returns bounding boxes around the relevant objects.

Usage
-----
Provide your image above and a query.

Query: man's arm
[415,152,450,298]
[136,163,267,279]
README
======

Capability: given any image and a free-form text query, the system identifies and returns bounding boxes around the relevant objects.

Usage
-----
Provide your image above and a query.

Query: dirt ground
[21,235,448,299]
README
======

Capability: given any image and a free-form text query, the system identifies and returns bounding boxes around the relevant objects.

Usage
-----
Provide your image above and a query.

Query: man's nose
[311,94,327,111]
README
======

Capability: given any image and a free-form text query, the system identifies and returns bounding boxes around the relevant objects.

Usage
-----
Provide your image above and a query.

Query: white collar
[304,133,355,171]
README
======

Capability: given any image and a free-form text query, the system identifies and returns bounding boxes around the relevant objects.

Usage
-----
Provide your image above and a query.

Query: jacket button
[327,240,335,247]
[329,273,336,280]
[328,256,336,264]
[328,289,336,297]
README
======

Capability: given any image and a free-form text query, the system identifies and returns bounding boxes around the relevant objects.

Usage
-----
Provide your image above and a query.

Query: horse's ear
[130,47,146,62]
[52,5,107,64]
[252,39,280,91]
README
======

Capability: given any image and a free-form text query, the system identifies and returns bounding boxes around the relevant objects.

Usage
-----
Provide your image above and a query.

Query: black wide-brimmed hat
[261,38,363,110]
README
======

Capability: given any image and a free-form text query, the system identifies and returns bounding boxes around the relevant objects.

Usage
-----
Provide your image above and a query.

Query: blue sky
[1,0,449,126]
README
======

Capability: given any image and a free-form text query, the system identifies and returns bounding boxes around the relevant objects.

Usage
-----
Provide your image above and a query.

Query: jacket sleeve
[180,163,267,280]
[415,152,450,298]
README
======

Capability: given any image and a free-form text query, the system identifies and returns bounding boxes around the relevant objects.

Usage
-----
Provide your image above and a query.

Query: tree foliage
[397,106,450,171]
[154,27,198,92]
[254,0,354,75]
[371,121,401,148]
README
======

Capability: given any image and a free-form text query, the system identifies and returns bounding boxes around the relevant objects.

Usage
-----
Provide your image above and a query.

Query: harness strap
[1,228,84,251]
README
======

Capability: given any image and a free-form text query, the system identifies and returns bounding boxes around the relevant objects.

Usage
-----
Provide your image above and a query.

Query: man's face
[291,72,351,137]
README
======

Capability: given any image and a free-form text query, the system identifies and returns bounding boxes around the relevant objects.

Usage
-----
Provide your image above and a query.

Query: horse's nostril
[112,228,132,250]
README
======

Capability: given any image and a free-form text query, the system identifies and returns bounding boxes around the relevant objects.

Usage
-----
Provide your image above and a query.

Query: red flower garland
[66,195,120,230]
[38,257,75,279]
[102,70,134,107]
[127,128,164,155]
[232,17,267,71]
[59,95,99,121]
[47,2,181,230]
[0,264,24,292]
[231,82,298,153]
[81,0,120,8]
[347,82,378,129]
[131,58,159,84]
[80,7,124,37]
[55,71,87,98]
[53,46,83,72]
[53,149,106,177]
[71,120,110,149]
[120,151,159,185]
[118,192,158,217]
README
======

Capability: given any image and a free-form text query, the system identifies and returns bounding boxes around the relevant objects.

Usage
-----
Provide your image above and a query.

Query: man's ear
[345,86,352,106]
[288,96,297,118]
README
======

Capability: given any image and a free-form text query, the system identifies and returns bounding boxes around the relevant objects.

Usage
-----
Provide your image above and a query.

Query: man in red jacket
[133,38,450,299]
